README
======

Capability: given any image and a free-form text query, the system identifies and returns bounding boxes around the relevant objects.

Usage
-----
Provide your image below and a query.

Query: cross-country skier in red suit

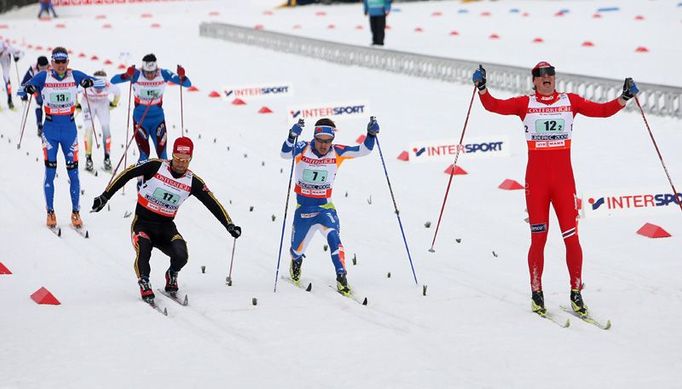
[472,61,640,317]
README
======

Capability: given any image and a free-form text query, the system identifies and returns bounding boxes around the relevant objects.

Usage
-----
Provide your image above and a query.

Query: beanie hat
[173,137,194,157]
[314,125,335,139]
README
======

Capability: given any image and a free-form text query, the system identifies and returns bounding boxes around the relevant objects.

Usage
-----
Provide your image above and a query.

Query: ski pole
[122,80,133,195]
[225,237,237,286]
[83,91,101,149]
[374,124,419,285]
[273,121,303,292]
[635,96,682,213]
[107,100,155,186]
[429,86,477,252]
[16,94,33,150]
[179,76,185,136]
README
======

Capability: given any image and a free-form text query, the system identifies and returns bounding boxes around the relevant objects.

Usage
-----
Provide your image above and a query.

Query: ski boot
[46,210,57,228]
[138,277,155,302]
[570,289,588,318]
[336,272,351,296]
[103,156,112,171]
[71,211,83,229]
[289,258,302,284]
[37,124,43,137]
[85,156,94,172]
[531,290,546,316]
[7,96,14,111]
[164,269,179,294]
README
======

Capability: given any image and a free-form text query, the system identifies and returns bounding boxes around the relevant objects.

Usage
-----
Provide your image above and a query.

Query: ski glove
[288,119,305,140]
[177,65,186,80]
[227,224,242,239]
[75,103,82,112]
[24,84,36,95]
[109,101,118,109]
[91,193,109,212]
[621,78,639,101]
[473,65,486,91]
[367,117,380,136]
[122,66,135,80]
[80,78,94,88]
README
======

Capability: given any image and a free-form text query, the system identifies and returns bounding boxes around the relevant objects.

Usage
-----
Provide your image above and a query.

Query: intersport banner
[406,136,511,162]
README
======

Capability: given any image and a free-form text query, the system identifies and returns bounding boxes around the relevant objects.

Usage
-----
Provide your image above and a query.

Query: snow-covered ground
[0,1,681,388]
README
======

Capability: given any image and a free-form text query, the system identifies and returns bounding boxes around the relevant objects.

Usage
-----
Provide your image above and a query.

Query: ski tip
[604,320,612,330]
[305,283,312,292]
[564,319,571,328]
[362,297,368,306]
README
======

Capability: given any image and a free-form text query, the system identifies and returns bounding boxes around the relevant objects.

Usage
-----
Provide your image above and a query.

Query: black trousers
[369,15,386,45]
[131,217,188,279]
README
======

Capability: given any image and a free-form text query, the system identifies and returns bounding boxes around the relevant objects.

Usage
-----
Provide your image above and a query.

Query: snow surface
[0,1,681,388]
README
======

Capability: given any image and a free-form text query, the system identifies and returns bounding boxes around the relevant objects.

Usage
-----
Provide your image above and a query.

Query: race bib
[302,168,328,183]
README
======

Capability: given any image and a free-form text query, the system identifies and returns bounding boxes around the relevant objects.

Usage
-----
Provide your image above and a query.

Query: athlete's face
[171,153,191,175]
[533,74,555,96]
[143,70,157,80]
[313,136,333,155]
[51,58,68,75]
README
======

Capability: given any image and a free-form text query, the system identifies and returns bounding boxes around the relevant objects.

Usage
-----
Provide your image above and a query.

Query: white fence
[200,22,682,118]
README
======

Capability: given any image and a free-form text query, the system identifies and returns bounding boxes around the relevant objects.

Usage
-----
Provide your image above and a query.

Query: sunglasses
[172,155,191,163]
[532,66,555,77]
[315,137,333,145]
[53,59,68,64]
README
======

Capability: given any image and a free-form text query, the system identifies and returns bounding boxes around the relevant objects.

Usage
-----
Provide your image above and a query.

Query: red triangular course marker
[231,98,246,105]
[0,262,11,274]
[188,86,199,92]
[30,287,61,305]
[397,151,409,161]
[498,179,524,190]
[258,106,273,114]
[208,91,221,98]
[636,223,671,238]
[443,164,467,175]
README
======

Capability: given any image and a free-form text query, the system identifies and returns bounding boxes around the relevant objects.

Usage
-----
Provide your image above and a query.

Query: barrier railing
[200,22,682,118]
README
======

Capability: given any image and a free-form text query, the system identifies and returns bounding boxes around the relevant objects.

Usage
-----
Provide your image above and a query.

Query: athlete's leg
[319,209,346,275]
[133,119,151,162]
[289,208,322,261]
[526,166,551,292]
[83,108,94,157]
[42,132,59,211]
[60,128,80,211]
[131,218,154,278]
[552,175,583,290]
[149,120,168,159]
[156,223,189,273]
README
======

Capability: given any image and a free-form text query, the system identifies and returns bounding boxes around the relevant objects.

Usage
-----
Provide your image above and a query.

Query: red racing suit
[479,90,623,291]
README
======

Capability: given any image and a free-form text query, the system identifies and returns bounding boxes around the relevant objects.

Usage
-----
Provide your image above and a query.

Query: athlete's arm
[190,174,233,229]
[568,94,624,118]
[479,90,528,118]
[334,134,376,159]
[281,139,308,159]
[161,69,191,87]
[103,160,162,198]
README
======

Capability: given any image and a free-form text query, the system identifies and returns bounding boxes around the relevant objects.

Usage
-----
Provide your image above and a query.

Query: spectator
[364,0,391,46]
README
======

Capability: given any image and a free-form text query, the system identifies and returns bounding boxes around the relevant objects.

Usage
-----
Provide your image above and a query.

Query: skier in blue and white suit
[23,47,95,229]
[110,53,191,162]
[281,117,380,295]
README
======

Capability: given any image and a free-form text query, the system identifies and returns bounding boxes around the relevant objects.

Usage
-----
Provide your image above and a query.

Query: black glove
[621,77,639,101]
[24,84,36,95]
[75,103,82,112]
[473,65,486,91]
[80,78,94,88]
[91,193,109,212]
[227,224,242,239]
[288,118,304,140]
[367,116,380,136]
